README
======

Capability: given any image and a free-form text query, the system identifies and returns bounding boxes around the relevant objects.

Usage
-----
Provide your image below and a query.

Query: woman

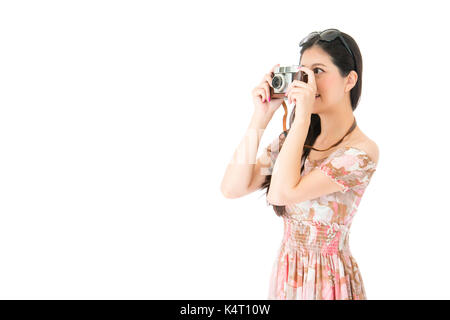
[220,28,379,300]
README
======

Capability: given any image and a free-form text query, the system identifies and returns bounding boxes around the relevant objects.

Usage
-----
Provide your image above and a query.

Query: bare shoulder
[353,135,379,165]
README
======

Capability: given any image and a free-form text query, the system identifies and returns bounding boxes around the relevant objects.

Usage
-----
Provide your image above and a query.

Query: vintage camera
[269,65,308,99]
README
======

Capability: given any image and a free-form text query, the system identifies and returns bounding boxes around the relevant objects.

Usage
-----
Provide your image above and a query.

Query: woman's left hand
[285,66,317,117]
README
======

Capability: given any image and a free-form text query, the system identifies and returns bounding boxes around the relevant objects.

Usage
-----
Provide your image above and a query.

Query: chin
[312,102,325,114]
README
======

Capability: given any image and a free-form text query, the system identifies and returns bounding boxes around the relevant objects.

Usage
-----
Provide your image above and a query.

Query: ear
[345,70,358,93]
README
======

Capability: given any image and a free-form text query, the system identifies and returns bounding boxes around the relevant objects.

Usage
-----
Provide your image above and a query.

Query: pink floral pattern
[265,143,378,300]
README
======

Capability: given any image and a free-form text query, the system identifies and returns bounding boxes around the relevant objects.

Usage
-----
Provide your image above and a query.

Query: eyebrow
[300,63,327,67]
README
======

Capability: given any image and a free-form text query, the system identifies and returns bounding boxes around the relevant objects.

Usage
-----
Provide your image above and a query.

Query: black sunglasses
[299,28,356,68]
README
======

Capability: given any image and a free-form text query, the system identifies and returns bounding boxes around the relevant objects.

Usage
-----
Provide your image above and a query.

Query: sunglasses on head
[299,28,356,68]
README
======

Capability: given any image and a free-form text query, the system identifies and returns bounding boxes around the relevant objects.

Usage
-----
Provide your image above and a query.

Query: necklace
[304,116,357,152]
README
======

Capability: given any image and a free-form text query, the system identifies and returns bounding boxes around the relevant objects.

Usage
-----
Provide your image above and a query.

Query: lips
[315,94,320,98]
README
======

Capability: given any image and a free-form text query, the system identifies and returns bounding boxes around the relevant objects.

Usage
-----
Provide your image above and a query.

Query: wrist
[294,111,311,124]
[250,110,272,129]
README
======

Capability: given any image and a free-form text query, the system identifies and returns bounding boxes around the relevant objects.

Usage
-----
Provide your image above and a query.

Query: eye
[314,68,324,74]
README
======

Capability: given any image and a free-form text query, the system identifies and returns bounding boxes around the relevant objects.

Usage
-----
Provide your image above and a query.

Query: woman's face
[299,45,357,112]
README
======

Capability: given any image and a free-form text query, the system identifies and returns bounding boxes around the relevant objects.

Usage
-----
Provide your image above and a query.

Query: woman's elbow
[267,189,286,206]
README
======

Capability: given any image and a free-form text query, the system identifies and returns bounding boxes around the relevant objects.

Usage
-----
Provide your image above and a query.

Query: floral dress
[264,139,378,300]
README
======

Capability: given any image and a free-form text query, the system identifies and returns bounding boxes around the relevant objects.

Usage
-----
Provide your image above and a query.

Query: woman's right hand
[252,64,285,116]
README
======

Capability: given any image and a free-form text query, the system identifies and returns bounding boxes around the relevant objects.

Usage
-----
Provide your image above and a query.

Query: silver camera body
[270,65,307,99]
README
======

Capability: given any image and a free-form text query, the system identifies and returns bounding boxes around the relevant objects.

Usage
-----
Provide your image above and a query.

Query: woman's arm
[220,111,272,198]
[267,113,310,203]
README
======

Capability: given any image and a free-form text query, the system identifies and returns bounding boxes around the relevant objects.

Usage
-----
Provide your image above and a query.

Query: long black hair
[259,30,363,217]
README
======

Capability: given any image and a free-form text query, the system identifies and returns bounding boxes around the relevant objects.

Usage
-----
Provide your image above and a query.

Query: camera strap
[280,101,357,152]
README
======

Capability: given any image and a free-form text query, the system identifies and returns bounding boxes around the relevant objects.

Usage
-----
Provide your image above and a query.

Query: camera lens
[272,75,283,90]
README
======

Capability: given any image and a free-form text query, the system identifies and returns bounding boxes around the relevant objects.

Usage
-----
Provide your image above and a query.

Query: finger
[261,64,280,95]
[286,80,308,96]
[289,88,307,95]
[291,88,312,101]
[285,80,307,98]
[288,92,293,104]
[260,69,275,85]
[270,64,281,73]
[288,88,307,104]
[289,94,295,105]
[290,80,309,89]
[265,64,281,84]
[261,82,270,102]
[255,88,266,102]
[290,93,301,105]
[298,66,317,93]
[264,74,273,88]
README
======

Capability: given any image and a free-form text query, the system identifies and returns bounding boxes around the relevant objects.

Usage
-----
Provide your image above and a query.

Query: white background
[0,0,449,299]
